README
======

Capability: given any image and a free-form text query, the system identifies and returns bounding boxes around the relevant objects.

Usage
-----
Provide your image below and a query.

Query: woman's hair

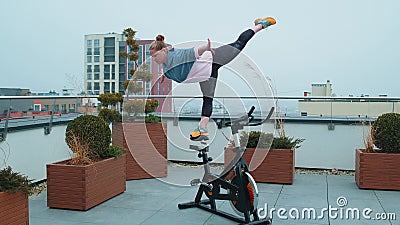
[149,34,167,51]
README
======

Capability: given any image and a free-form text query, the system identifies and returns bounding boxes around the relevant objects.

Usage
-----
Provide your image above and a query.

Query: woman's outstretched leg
[190,17,276,141]
[212,17,276,71]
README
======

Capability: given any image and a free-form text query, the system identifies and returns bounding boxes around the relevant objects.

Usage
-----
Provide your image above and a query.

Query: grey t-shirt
[162,48,196,83]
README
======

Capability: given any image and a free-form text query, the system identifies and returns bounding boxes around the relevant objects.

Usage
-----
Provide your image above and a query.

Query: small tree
[97,93,123,124]
[123,100,145,121]
[373,113,400,153]
[120,28,153,96]
[98,93,123,110]
[145,99,161,123]
[145,99,159,114]
[123,99,160,122]
[121,28,139,79]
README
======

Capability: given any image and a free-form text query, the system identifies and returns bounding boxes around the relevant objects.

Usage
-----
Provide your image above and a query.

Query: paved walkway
[29,166,399,225]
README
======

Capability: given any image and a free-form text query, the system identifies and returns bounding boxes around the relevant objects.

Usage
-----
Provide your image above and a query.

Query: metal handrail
[1,95,400,101]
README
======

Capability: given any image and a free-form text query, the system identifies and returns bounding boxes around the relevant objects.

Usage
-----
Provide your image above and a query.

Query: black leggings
[200,29,255,117]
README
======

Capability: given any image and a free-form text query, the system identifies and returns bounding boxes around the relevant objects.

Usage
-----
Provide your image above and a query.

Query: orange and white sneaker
[190,127,209,141]
[254,17,276,29]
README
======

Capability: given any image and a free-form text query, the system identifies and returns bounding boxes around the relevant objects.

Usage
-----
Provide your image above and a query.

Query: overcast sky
[1,0,399,96]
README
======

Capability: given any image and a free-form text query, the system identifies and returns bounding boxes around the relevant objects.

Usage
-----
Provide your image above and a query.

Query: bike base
[178,200,272,225]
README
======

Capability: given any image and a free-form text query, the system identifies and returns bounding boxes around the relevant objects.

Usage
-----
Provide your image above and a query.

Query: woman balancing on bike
[149,17,276,141]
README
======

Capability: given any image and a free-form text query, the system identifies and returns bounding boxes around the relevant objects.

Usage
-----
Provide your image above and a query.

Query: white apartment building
[85,33,125,94]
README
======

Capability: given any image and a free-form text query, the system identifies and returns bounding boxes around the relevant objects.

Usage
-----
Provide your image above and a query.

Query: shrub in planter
[65,115,123,163]
[118,99,167,180]
[240,131,273,148]
[98,108,122,125]
[270,136,304,150]
[0,166,35,195]
[47,114,125,210]
[0,166,36,224]
[356,112,400,190]
[145,114,161,123]
[226,131,304,184]
[239,131,304,149]
[372,112,400,153]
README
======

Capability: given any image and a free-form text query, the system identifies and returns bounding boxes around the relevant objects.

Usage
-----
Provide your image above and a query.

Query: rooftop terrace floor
[29,166,399,225]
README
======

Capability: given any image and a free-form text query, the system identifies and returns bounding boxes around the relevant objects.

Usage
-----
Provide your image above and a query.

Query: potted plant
[46,115,126,210]
[224,131,304,184]
[0,166,36,224]
[355,113,400,190]
[116,99,167,180]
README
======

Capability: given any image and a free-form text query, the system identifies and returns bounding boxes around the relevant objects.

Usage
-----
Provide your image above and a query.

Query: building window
[94,65,100,80]
[87,82,92,91]
[87,65,92,73]
[138,45,143,66]
[61,104,67,113]
[104,37,114,47]
[69,104,76,112]
[94,82,100,92]
[119,73,125,82]
[104,82,110,93]
[112,82,116,92]
[87,40,92,47]
[104,65,110,80]
[104,55,114,62]
[43,105,49,111]
[145,82,151,95]
[87,55,92,62]
[87,72,92,80]
[145,44,151,71]
[112,64,115,80]
[136,81,143,95]
[94,56,100,62]
[87,47,92,55]
[119,82,124,93]
[104,37,115,63]
[94,47,100,55]
[94,39,100,47]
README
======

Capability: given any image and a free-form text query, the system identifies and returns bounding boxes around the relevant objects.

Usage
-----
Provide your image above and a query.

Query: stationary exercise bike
[178,106,274,225]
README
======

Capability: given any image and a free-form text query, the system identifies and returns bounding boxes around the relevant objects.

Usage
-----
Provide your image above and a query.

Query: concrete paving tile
[140,209,211,225]
[27,170,398,225]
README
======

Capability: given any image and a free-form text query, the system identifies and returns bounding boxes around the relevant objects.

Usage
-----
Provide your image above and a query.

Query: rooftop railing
[1,94,400,181]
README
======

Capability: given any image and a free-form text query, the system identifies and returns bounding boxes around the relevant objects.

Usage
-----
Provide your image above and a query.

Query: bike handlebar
[247,106,255,117]
[224,106,274,127]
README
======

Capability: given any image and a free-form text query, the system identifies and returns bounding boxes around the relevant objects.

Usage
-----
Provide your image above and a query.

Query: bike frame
[178,107,274,224]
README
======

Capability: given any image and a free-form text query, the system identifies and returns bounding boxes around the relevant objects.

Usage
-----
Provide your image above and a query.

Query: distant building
[299,80,400,117]
[303,80,332,97]
[84,32,172,112]
[0,87,81,118]
[0,88,30,96]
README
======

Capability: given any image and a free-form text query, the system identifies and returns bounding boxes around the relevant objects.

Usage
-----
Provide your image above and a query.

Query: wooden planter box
[112,122,167,180]
[355,148,400,190]
[47,156,126,210]
[0,191,29,225]
[225,148,295,184]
